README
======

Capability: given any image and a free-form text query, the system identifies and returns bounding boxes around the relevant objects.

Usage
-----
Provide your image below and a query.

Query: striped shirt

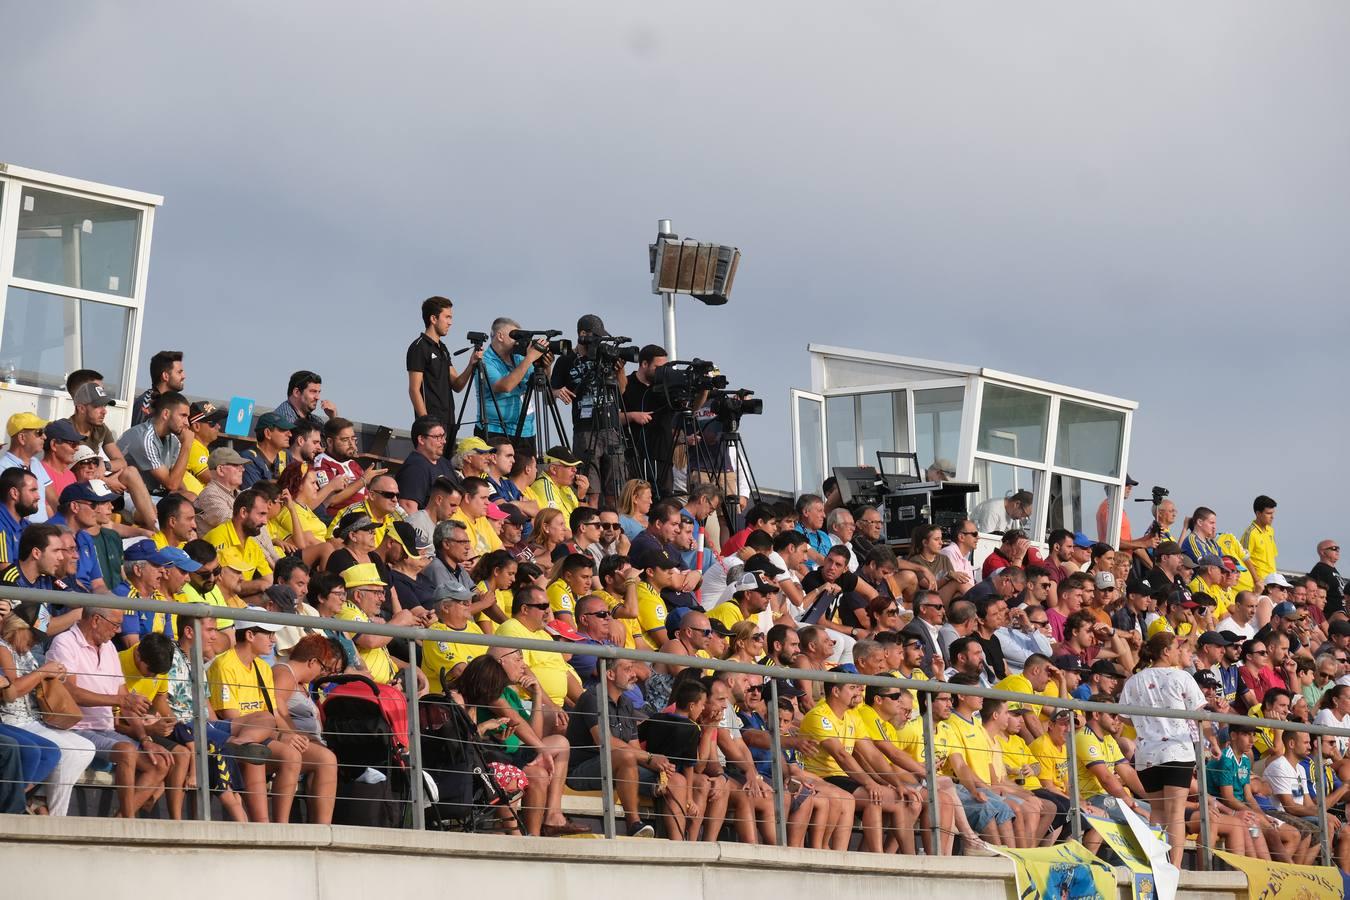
[115,422,181,492]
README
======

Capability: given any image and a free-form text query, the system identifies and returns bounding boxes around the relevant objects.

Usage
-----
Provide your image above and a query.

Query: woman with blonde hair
[618,479,653,541]
[726,621,766,664]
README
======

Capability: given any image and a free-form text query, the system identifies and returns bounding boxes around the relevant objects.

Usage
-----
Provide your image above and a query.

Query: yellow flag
[1214,850,1345,900]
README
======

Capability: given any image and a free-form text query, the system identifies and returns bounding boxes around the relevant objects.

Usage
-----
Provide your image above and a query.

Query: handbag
[35,677,82,730]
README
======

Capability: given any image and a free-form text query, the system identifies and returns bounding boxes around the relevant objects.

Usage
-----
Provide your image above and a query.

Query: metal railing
[5,583,1348,867]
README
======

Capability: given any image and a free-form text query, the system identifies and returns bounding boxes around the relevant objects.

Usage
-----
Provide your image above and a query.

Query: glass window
[971,459,1041,537]
[826,395,856,471]
[13,189,140,298]
[858,391,905,473]
[1055,401,1125,477]
[0,287,131,397]
[914,387,963,480]
[1048,474,1119,543]
[794,393,825,496]
[977,384,1049,462]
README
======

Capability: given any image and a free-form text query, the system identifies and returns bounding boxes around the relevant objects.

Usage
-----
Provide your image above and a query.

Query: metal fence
[4,583,1348,868]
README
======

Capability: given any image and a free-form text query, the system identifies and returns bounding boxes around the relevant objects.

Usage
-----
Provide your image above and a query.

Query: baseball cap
[1196,554,1224,569]
[1048,708,1075,722]
[208,447,247,468]
[1090,660,1125,678]
[1156,540,1183,557]
[1125,474,1139,487]
[577,314,609,337]
[1264,573,1293,589]
[43,419,84,444]
[742,552,786,579]
[543,446,581,467]
[335,512,377,539]
[72,382,116,408]
[1094,571,1116,590]
[5,412,47,438]
[708,619,735,639]
[485,501,509,521]
[732,571,780,595]
[455,436,492,456]
[1072,532,1093,549]
[124,540,173,566]
[1218,630,1244,645]
[157,546,203,573]
[1194,671,1222,691]
[255,411,294,433]
[1125,574,1154,595]
[341,563,387,589]
[1272,601,1304,620]
[638,548,680,570]
[388,521,430,559]
[545,618,584,642]
[497,503,530,527]
[71,445,100,467]
[1050,653,1089,674]
[1330,620,1350,638]
[237,608,285,633]
[189,400,228,426]
[59,481,116,506]
[1178,556,1197,570]
[217,546,248,572]
[1197,630,1232,647]
[433,582,475,604]
[1221,555,1246,573]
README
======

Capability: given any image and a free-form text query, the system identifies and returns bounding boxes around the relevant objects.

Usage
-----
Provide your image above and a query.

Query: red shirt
[313,453,366,515]
[720,527,752,558]
[981,546,1048,579]
[1239,665,1285,705]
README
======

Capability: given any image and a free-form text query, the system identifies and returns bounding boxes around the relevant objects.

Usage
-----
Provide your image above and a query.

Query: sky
[5,2,1349,568]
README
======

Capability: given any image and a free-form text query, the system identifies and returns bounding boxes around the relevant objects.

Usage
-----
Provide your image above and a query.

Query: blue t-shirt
[72,530,102,591]
[0,503,25,566]
[0,453,49,522]
[481,347,534,437]
[796,524,831,570]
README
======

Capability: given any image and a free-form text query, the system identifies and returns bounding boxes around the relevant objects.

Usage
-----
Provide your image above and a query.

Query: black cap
[1197,630,1232,647]
[1332,620,1350,638]
[1051,653,1089,674]
[1125,574,1154,595]
[638,547,680,570]
[708,619,734,638]
[1125,474,1139,487]
[1194,671,1221,691]
[497,503,530,527]
[743,552,785,579]
[1090,660,1125,678]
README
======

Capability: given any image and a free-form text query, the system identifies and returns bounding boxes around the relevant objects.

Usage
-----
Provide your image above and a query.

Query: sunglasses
[920,603,944,611]
[876,692,904,700]
[581,521,601,528]
[581,609,611,619]
[371,489,399,500]
[1029,619,1049,626]
[745,685,763,693]
[197,566,221,578]
[522,602,551,611]
[599,523,622,530]
[959,530,979,537]
[1330,547,1341,553]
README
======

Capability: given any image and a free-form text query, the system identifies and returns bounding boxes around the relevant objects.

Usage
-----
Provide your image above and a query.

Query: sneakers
[963,836,998,857]
[626,819,655,838]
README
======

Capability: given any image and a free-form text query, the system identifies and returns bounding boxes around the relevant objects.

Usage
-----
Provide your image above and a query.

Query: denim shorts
[955,784,1014,828]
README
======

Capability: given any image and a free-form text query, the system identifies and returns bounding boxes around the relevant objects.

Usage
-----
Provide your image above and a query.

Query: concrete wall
[0,816,1247,900]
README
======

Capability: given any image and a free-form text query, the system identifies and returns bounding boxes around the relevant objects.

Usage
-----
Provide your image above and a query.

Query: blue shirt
[0,503,25,566]
[481,346,534,437]
[1181,532,1222,565]
[240,447,286,489]
[487,476,522,503]
[71,530,103,591]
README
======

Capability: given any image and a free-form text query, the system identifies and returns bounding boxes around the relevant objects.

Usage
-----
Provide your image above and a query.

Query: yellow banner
[997,840,1118,900]
[1082,812,1163,900]
[1214,850,1345,900]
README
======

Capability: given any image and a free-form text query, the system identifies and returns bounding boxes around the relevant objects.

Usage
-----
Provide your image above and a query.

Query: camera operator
[479,316,566,451]
[407,296,480,430]
[622,345,677,498]
[551,314,628,507]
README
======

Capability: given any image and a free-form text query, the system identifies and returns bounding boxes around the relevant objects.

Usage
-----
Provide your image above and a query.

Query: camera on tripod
[1134,484,1169,505]
[465,331,488,347]
[708,388,763,423]
[579,334,640,366]
[510,329,572,356]
[654,359,728,409]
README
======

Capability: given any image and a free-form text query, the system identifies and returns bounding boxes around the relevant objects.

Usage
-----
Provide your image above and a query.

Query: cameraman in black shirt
[622,344,677,498]
[551,314,630,508]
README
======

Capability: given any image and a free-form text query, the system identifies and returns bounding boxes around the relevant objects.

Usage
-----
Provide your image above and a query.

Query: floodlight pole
[657,218,678,358]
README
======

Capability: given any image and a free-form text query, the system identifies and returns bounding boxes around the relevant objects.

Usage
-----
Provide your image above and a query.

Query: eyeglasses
[1252,649,1269,657]
[425,432,447,441]
[581,609,611,619]
[581,520,601,528]
[1029,618,1049,626]
[371,489,399,500]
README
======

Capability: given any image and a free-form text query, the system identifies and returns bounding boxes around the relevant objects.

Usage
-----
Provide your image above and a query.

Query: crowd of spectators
[1,298,1348,872]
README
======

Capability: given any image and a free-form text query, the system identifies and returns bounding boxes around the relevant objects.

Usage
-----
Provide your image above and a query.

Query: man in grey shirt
[416,519,476,610]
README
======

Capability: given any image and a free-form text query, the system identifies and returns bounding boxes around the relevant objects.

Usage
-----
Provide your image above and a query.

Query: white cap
[1094,571,1116,590]
[237,607,286,633]
[1263,572,1293,589]
[71,445,99,466]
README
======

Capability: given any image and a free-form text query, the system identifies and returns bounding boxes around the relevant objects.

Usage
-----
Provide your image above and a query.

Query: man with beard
[0,468,39,564]
[203,488,273,599]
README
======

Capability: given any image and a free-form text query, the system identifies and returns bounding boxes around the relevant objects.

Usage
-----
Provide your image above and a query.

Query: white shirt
[767,551,806,620]
[1118,667,1206,769]
[1314,709,1350,755]
[700,555,739,611]
[1263,755,1309,802]
[1215,616,1256,641]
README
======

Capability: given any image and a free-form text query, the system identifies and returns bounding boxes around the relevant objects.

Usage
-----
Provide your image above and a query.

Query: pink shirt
[47,623,123,731]
[940,543,975,585]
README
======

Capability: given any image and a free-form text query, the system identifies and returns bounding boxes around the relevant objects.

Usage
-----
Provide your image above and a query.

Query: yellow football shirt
[1075,728,1125,798]
[453,510,504,557]
[1243,521,1278,586]
[853,703,900,744]
[1029,733,1068,791]
[119,646,168,702]
[547,579,577,617]
[421,620,486,692]
[799,699,857,779]
[495,617,574,705]
[207,648,274,715]
[708,601,747,631]
[336,602,397,685]
[998,733,1041,790]
[204,521,273,580]
[636,581,668,648]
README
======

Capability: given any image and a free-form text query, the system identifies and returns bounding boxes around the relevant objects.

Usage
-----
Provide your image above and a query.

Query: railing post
[596,657,616,839]
[920,691,940,853]
[1066,713,1082,844]
[405,639,424,830]
[189,615,211,822]
[767,677,787,847]
[1193,734,1211,871]
[1315,737,1332,867]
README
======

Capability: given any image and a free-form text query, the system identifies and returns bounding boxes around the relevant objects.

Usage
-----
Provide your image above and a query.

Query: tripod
[452,344,508,444]
[571,359,631,508]
[681,408,761,535]
[512,370,570,460]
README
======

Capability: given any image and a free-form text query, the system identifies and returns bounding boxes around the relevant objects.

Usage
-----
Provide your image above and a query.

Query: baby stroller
[315,674,412,829]
[419,692,522,833]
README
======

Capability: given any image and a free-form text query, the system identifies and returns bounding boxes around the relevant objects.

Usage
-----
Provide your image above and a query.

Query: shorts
[826,775,861,794]
[80,729,136,759]
[1084,794,1152,825]
[566,754,660,797]
[955,784,1015,829]
[1033,788,1072,831]
[1137,761,1195,793]
[170,721,240,793]
[502,744,538,769]
[1269,810,1323,836]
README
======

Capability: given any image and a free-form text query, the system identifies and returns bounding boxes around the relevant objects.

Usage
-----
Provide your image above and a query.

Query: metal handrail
[6,583,1344,865]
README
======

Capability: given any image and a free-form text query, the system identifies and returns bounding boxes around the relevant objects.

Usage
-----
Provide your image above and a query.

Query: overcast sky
[7,3,1348,568]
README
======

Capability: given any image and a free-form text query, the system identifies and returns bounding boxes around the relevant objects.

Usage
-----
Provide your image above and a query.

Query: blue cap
[1073,531,1093,549]
[58,481,117,506]
[156,546,202,572]
[123,540,174,566]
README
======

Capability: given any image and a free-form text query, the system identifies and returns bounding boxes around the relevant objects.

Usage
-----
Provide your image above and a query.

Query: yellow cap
[342,562,387,589]
[217,546,248,572]
[455,436,492,455]
[6,412,47,438]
